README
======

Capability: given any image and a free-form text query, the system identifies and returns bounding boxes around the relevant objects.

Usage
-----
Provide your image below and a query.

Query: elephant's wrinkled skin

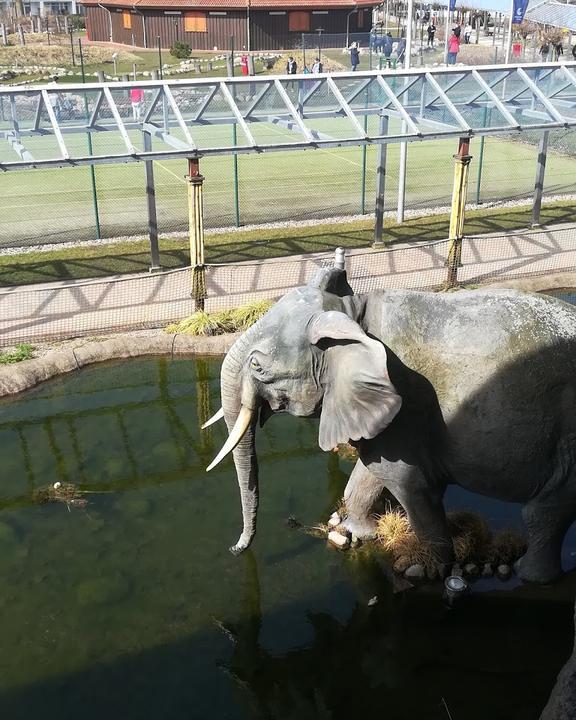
[210,267,576,583]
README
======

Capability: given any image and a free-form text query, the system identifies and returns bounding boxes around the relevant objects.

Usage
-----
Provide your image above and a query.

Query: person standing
[572,43,576,60]
[383,32,393,61]
[447,29,460,64]
[396,36,406,65]
[349,41,360,71]
[540,40,550,62]
[240,53,249,76]
[464,22,472,44]
[129,87,144,121]
[286,56,297,75]
[311,57,323,73]
[427,22,436,47]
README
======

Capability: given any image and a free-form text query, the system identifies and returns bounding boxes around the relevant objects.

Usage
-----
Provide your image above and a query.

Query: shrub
[170,41,191,60]
[0,343,34,364]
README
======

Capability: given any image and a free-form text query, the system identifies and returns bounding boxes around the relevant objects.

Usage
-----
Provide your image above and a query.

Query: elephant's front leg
[343,458,454,566]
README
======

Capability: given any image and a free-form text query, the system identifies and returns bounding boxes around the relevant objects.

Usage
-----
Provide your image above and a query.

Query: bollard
[446,137,473,288]
[187,157,207,312]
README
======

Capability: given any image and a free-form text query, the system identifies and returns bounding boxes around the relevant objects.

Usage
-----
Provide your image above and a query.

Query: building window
[312,10,328,14]
[288,11,310,31]
[269,11,286,14]
[209,11,227,15]
[358,9,366,27]
[122,9,131,28]
[184,11,207,32]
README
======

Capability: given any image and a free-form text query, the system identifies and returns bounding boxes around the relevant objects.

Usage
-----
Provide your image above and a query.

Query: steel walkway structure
[0,62,575,171]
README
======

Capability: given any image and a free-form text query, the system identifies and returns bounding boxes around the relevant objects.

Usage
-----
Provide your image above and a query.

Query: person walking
[447,29,460,64]
[572,43,576,60]
[464,22,472,44]
[427,22,436,47]
[349,41,360,71]
[539,40,550,62]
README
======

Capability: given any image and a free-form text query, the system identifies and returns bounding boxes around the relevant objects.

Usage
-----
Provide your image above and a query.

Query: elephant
[204,257,576,584]
[541,599,576,719]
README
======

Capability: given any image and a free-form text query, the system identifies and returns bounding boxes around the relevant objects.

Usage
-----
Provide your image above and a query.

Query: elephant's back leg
[516,467,576,583]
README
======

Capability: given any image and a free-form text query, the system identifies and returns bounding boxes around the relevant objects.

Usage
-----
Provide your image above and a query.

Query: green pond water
[0,357,575,720]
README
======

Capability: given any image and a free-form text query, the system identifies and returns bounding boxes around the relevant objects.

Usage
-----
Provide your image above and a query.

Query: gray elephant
[204,260,576,583]
[541,600,576,719]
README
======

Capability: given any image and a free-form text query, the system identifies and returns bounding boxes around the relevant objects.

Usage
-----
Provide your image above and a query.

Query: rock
[482,563,494,578]
[451,563,463,577]
[393,556,411,573]
[367,595,379,607]
[405,563,426,580]
[497,564,512,580]
[328,531,350,549]
[464,563,479,578]
[327,514,340,528]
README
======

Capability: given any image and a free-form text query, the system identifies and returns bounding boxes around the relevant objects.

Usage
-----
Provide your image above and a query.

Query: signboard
[512,0,529,24]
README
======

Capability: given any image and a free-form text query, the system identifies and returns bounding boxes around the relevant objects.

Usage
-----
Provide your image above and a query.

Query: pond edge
[0,332,241,398]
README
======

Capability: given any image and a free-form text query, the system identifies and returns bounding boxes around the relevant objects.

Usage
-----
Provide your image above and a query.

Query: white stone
[367,595,378,607]
[328,515,340,528]
[405,564,426,579]
[464,563,479,577]
[328,531,350,549]
[496,564,511,580]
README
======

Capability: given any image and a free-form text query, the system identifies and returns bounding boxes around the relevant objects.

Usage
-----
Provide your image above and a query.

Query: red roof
[81,0,375,8]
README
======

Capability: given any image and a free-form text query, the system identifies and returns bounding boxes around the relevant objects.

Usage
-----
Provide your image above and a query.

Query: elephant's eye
[250,357,262,371]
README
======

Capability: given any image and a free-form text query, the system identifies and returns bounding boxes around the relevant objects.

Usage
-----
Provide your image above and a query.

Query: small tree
[514,20,538,41]
[170,41,191,59]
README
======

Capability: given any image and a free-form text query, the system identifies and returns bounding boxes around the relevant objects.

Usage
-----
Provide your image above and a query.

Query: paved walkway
[1,223,575,346]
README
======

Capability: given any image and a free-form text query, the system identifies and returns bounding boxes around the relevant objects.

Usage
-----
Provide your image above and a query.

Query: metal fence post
[360,114,368,214]
[532,130,549,227]
[475,107,489,204]
[143,130,161,271]
[446,137,473,288]
[373,114,389,246]
[232,124,241,227]
[78,38,101,240]
[187,157,207,311]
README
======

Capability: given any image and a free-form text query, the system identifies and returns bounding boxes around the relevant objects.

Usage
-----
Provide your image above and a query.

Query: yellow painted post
[446,137,472,288]
[187,157,207,311]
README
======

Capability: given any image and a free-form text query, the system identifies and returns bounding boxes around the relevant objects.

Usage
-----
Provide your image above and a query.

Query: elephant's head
[205,263,402,554]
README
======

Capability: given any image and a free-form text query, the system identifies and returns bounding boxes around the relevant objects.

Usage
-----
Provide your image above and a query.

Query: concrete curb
[0,332,240,398]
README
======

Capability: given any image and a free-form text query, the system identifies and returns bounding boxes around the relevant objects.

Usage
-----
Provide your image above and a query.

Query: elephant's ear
[308,311,402,451]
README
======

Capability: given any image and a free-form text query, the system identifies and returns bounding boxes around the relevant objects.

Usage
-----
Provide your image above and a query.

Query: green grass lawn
[1,118,575,250]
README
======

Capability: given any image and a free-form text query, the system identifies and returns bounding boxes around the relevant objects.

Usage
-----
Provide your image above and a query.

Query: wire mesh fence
[2,127,575,253]
[2,223,575,347]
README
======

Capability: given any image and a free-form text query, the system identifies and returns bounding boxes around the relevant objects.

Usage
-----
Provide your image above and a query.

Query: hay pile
[376,509,526,575]
[165,299,273,336]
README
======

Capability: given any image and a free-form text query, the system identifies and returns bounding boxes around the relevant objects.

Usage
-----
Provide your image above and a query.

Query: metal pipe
[97,3,113,43]
[143,130,160,269]
[374,113,389,245]
[79,38,101,239]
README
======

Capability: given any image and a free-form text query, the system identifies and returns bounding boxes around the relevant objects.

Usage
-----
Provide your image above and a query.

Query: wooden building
[80,0,376,51]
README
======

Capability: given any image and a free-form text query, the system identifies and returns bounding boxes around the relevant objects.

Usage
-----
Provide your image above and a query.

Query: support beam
[374,114,389,246]
[187,157,206,311]
[446,136,473,288]
[143,130,160,271]
[532,130,548,227]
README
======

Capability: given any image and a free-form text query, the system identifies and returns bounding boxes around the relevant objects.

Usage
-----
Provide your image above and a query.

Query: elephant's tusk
[201,407,224,429]
[206,405,254,472]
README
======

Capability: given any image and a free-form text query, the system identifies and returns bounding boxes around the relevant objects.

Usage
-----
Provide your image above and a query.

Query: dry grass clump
[376,508,525,573]
[165,299,273,336]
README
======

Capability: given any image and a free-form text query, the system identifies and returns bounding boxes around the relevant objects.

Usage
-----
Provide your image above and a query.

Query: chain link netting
[2,224,575,346]
[2,127,575,251]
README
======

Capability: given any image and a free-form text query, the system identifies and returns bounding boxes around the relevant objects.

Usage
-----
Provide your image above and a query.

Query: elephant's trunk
[217,327,260,554]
